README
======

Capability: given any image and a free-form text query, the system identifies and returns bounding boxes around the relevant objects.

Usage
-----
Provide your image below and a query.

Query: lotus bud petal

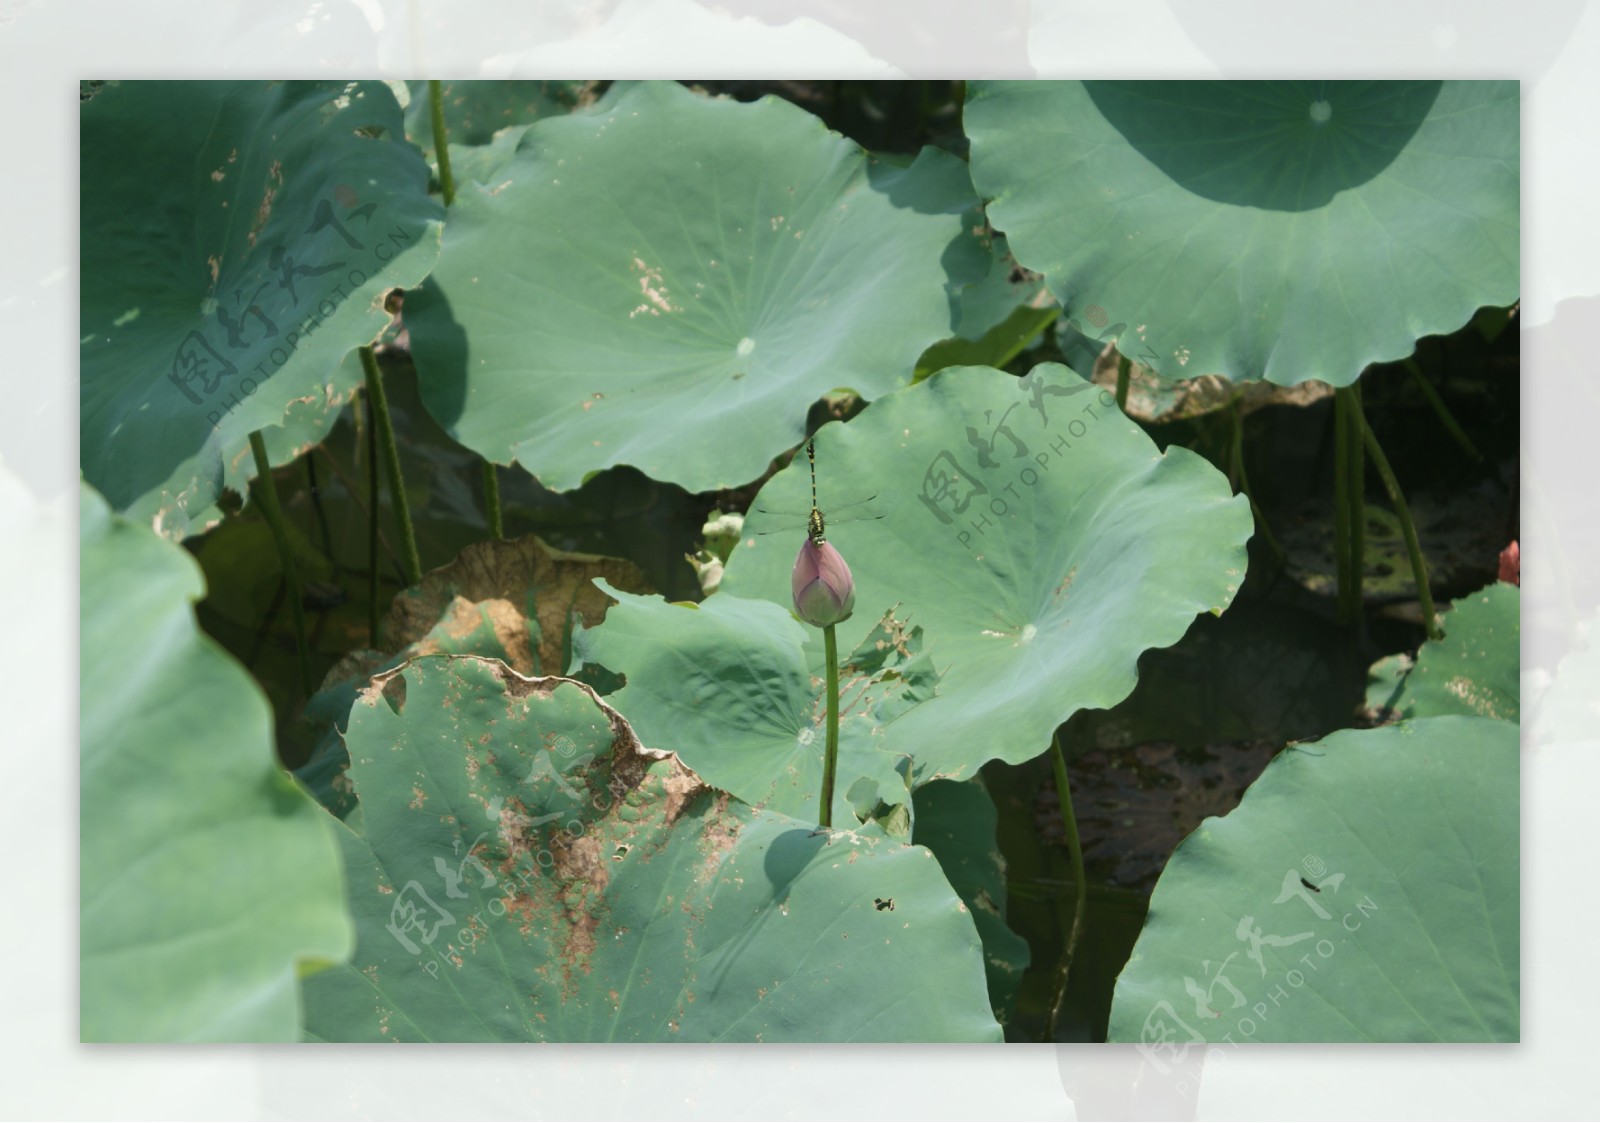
[791,536,855,627]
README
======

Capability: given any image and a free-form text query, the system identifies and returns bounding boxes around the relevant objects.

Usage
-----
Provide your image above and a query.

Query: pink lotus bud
[792,536,856,627]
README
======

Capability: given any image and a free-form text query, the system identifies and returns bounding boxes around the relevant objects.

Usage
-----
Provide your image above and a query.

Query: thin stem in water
[1359,398,1443,640]
[1229,394,1284,562]
[247,431,315,697]
[359,346,422,586]
[1342,383,1367,620]
[818,623,840,830]
[482,460,504,540]
[1332,390,1354,620]
[1046,729,1087,1040]
[1405,357,1484,462]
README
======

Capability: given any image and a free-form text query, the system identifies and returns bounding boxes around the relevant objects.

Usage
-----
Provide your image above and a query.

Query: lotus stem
[1358,398,1443,640]
[427,79,456,207]
[247,431,314,697]
[1405,358,1483,463]
[482,460,504,540]
[359,346,421,587]
[1343,383,1366,620]
[1230,394,1283,562]
[1333,390,1354,620]
[305,453,336,578]
[361,390,381,646]
[1046,729,1087,1040]
[818,623,840,829]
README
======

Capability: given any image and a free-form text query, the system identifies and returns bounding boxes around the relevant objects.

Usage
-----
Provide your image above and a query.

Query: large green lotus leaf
[966,81,1519,388]
[406,79,985,493]
[1109,716,1518,1044]
[300,657,1000,1042]
[571,584,935,828]
[79,484,352,1041]
[1368,582,1520,722]
[719,363,1254,782]
[81,81,444,535]
[910,778,1031,1024]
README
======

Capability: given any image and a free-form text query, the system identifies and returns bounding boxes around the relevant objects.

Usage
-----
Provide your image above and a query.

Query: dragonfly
[751,438,882,545]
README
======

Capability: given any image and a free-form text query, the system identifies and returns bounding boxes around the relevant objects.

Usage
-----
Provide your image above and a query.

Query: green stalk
[1114,352,1132,413]
[1359,401,1443,640]
[248,431,314,697]
[1046,730,1087,1040]
[1230,395,1283,561]
[818,624,840,829]
[1405,358,1484,462]
[362,389,381,647]
[1342,384,1367,619]
[305,454,336,577]
[992,306,1060,371]
[427,79,456,207]
[359,346,422,586]
[1332,390,1354,620]
[482,460,504,540]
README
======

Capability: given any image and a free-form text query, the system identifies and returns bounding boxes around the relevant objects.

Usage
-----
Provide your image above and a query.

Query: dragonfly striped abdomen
[750,439,881,545]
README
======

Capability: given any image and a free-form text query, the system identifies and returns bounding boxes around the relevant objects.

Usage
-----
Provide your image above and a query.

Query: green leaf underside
[301,657,1000,1042]
[80,80,444,536]
[719,363,1254,784]
[406,79,985,493]
[1109,716,1518,1044]
[1368,583,1519,722]
[966,81,1519,388]
[80,484,352,1041]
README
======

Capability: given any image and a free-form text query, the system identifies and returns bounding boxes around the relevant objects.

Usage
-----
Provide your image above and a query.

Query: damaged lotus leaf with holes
[1056,320,1335,426]
[720,363,1254,784]
[80,484,353,1041]
[293,534,652,820]
[572,585,938,828]
[966,81,1518,388]
[384,533,653,677]
[1109,716,1519,1043]
[80,81,444,536]
[406,79,986,493]
[1367,582,1519,723]
[300,656,1000,1042]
